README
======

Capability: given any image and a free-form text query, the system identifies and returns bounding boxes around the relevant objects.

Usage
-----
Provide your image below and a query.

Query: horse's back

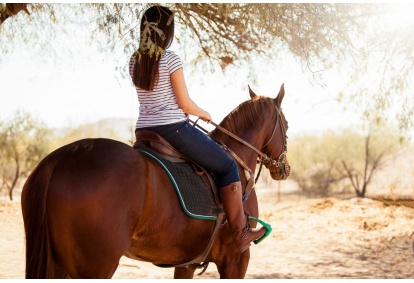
[46,138,144,205]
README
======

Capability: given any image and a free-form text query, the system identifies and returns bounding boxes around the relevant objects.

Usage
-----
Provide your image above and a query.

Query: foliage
[0,4,378,73]
[339,4,414,138]
[288,134,343,197]
[288,124,405,197]
[0,111,51,200]
[0,3,29,24]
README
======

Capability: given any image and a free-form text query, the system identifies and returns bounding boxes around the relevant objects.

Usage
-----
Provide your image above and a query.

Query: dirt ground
[1,184,414,279]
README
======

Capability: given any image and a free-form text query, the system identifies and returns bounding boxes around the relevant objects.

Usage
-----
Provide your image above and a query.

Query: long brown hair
[132,5,175,91]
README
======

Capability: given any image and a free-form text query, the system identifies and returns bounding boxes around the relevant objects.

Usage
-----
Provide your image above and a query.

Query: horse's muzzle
[266,152,290,181]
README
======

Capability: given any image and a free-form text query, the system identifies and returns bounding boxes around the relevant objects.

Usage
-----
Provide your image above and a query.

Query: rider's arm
[170,69,211,122]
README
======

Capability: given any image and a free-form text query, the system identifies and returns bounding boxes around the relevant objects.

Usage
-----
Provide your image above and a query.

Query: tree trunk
[356,189,364,198]
[360,184,367,198]
[8,163,20,201]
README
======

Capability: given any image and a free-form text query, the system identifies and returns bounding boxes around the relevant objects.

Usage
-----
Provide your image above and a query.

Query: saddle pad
[137,148,219,220]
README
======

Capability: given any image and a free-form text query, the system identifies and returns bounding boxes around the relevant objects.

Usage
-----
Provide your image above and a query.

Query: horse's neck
[224,127,265,176]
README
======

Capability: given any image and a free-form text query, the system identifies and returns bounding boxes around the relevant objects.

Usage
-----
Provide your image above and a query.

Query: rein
[209,120,275,165]
[190,105,289,203]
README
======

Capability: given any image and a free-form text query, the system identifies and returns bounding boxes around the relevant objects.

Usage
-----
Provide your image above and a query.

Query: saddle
[134,130,217,194]
[135,130,183,159]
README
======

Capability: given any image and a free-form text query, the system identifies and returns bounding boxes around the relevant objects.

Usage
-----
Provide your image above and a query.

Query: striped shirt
[129,50,186,129]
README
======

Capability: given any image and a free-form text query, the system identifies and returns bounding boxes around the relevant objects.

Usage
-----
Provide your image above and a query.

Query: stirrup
[248,216,272,245]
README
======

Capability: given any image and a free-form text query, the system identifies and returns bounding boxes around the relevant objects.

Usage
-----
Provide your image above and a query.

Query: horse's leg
[215,249,250,279]
[211,226,251,279]
[174,267,196,279]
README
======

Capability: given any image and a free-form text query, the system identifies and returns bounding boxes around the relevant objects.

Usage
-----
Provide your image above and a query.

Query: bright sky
[1,3,412,139]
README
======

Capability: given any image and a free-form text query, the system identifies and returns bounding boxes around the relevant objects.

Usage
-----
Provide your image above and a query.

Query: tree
[289,124,405,198]
[0,111,51,200]
[339,5,414,138]
[337,125,402,198]
[0,3,370,67]
[288,134,346,197]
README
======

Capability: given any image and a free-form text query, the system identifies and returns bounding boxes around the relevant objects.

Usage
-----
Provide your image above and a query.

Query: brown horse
[21,84,289,279]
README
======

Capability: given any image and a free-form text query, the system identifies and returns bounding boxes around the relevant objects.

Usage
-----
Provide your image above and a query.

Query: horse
[21,84,290,279]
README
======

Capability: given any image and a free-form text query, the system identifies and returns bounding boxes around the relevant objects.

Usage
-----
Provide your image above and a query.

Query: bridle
[191,104,290,203]
[258,106,290,180]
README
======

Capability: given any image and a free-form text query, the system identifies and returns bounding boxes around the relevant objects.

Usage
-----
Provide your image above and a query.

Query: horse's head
[249,84,290,181]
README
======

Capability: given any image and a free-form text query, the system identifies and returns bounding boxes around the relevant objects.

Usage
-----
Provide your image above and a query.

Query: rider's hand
[200,111,212,123]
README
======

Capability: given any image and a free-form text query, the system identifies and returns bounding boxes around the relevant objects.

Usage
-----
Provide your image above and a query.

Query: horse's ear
[274,83,285,108]
[248,85,257,99]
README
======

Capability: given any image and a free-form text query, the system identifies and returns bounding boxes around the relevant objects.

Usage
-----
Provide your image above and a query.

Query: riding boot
[220,182,267,253]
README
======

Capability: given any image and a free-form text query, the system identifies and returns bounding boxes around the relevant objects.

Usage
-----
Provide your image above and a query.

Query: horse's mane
[210,96,276,144]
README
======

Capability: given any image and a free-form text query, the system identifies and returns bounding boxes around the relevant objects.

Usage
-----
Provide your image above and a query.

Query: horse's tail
[21,154,58,279]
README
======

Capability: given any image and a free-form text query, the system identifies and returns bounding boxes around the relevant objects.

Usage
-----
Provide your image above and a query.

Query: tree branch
[0,3,30,25]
